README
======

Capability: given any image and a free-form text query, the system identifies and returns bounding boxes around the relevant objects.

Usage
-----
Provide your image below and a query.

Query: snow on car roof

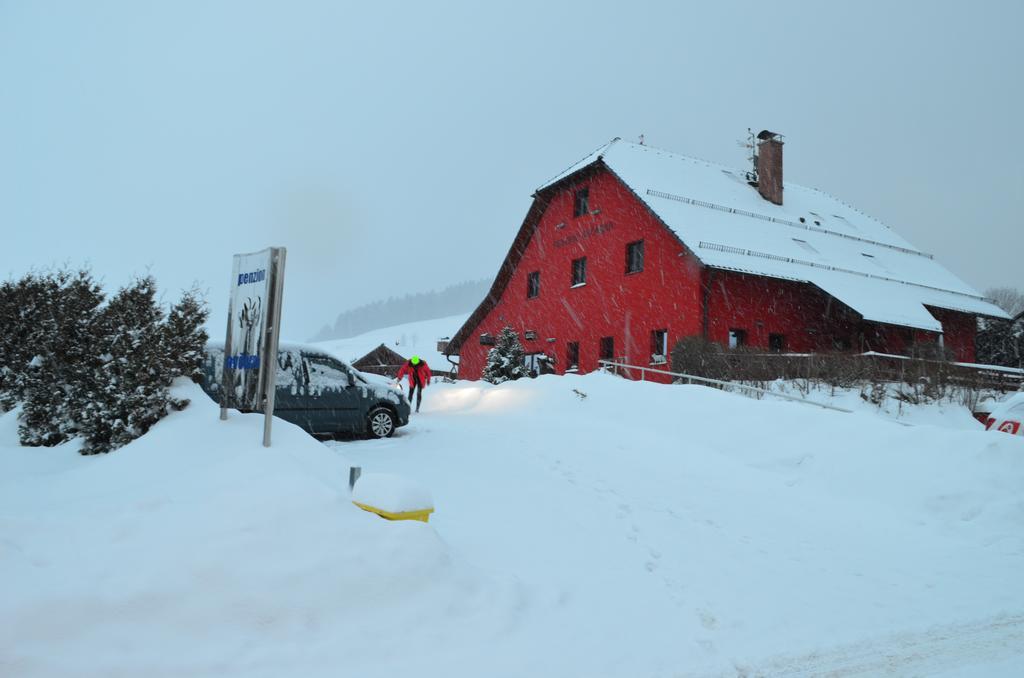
[206,339,360,371]
[538,139,1009,332]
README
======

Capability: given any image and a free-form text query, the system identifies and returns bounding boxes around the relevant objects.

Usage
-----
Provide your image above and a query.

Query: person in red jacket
[396,355,431,413]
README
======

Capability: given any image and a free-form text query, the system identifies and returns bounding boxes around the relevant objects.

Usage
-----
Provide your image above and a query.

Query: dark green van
[200,342,411,439]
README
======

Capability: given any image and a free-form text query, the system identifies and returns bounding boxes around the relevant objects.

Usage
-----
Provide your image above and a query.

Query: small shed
[352,343,407,377]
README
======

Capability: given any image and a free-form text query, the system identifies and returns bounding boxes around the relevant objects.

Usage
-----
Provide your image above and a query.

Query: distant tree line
[310,279,489,341]
[0,268,208,454]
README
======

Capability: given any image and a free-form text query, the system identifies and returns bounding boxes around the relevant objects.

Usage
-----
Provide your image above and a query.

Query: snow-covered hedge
[977,315,1023,369]
[0,269,208,454]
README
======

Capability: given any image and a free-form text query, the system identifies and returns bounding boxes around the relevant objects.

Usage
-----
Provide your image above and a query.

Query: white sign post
[220,247,287,447]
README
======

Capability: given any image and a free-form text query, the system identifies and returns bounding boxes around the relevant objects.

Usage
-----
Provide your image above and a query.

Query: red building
[450,134,1008,379]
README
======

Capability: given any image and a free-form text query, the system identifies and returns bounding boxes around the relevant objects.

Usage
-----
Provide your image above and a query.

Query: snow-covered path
[331,374,1024,676]
[749,613,1024,677]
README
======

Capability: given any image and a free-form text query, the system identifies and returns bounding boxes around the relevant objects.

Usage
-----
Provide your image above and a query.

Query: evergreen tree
[17,270,105,445]
[0,272,61,410]
[4,268,211,454]
[162,287,210,383]
[76,277,172,454]
[75,281,209,454]
[482,326,527,384]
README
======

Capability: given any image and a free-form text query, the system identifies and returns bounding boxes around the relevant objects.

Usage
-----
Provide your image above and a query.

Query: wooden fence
[716,351,1024,392]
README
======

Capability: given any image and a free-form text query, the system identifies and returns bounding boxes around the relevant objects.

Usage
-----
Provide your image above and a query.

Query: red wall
[458,168,704,380]
[928,307,977,362]
[457,169,979,379]
[704,270,862,352]
[701,272,975,361]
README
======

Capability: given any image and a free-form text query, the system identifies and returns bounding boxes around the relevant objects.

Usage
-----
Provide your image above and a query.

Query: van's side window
[304,354,352,394]
[276,350,309,395]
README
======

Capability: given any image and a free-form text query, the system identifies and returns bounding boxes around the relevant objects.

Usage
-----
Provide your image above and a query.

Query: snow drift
[2,374,1023,677]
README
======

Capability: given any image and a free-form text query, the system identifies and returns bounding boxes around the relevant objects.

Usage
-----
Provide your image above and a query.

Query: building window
[626,240,644,274]
[480,333,496,346]
[566,341,579,370]
[650,329,667,363]
[600,336,615,362]
[571,257,587,286]
[573,188,589,217]
[768,333,785,352]
[728,328,747,349]
[527,271,540,299]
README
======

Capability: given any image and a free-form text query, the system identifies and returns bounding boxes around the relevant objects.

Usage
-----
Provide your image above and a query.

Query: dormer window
[792,238,819,255]
[861,252,890,273]
[573,188,590,217]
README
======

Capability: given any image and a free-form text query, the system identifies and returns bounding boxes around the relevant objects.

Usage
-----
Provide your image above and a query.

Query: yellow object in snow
[353,500,434,523]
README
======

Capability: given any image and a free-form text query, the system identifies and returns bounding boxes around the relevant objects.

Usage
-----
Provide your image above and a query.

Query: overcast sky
[2,0,1022,339]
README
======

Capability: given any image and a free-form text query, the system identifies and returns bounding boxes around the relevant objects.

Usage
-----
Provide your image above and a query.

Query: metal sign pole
[262,247,287,447]
[219,302,234,421]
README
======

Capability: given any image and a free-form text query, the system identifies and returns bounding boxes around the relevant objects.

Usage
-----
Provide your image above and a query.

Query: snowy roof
[537,139,1008,332]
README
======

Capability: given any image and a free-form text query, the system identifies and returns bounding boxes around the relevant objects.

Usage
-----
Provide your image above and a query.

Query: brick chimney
[755,130,784,205]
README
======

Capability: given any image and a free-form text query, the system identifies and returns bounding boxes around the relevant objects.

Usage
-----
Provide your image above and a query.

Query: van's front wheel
[367,407,396,439]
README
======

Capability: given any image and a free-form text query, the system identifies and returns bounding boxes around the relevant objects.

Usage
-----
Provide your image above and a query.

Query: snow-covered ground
[756,379,990,430]
[2,374,1023,676]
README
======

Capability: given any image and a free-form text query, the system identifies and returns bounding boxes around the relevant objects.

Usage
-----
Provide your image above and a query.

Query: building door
[523,352,545,377]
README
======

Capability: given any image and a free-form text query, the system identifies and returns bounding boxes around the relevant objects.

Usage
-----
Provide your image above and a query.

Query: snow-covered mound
[0,381,497,678]
[352,472,434,513]
[2,373,1023,676]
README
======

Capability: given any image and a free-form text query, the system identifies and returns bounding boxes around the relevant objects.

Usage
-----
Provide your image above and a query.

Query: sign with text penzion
[221,248,286,426]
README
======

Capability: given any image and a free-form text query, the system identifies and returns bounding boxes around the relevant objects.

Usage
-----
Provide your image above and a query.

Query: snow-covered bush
[1,269,208,454]
[669,336,731,382]
[482,326,527,384]
[977,316,1023,369]
[977,286,1023,369]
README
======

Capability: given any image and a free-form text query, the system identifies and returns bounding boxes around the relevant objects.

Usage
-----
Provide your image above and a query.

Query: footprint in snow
[698,609,718,630]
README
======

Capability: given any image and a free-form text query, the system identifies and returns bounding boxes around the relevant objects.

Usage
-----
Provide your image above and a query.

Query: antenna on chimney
[741,128,758,185]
